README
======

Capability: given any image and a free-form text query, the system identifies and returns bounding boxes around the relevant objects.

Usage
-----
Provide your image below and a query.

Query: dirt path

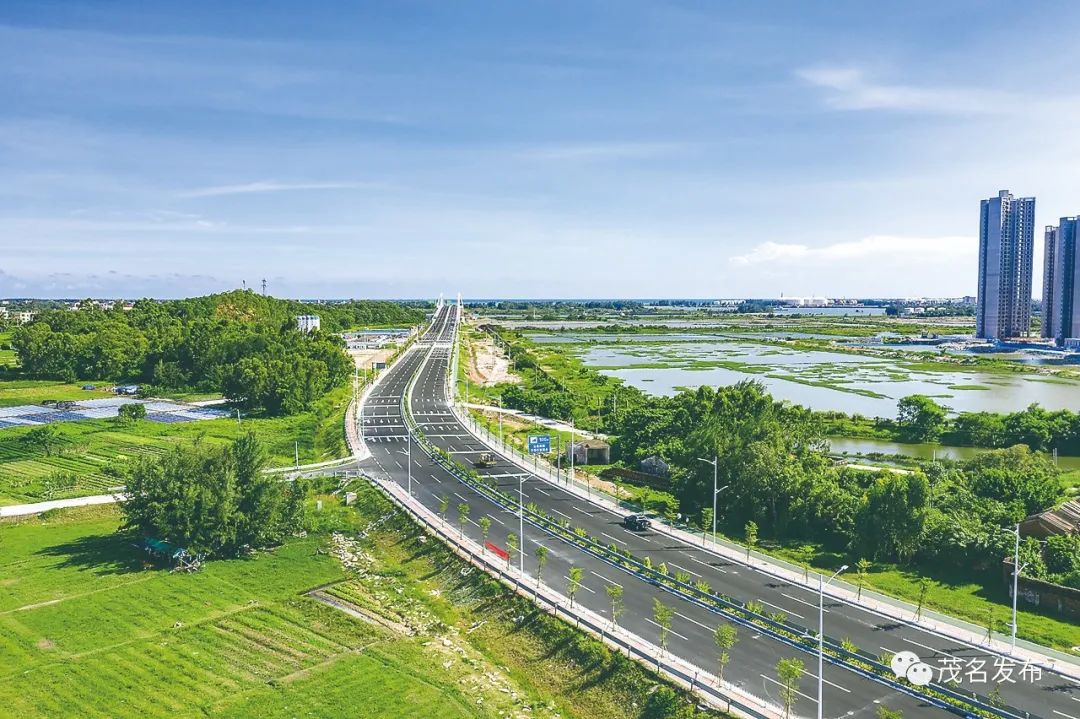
[348,346,394,372]
[467,334,519,386]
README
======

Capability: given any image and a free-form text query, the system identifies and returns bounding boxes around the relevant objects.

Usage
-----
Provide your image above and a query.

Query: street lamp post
[818,565,848,719]
[497,396,503,447]
[696,456,727,546]
[518,473,530,574]
[407,430,412,496]
[569,419,575,488]
[1010,523,1022,654]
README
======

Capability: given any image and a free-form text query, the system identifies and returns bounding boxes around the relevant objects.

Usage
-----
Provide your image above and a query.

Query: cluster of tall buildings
[975,189,1079,345]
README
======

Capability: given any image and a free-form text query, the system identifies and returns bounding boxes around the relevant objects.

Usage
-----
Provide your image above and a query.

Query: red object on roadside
[486,541,509,560]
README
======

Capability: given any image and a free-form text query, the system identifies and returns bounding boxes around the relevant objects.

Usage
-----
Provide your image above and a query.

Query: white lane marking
[590,571,619,585]
[645,618,689,642]
[551,508,572,520]
[600,532,626,545]
[803,670,852,693]
[780,592,819,611]
[760,599,805,620]
[761,675,817,703]
[902,637,941,655]
[564,576,595,593]
[674,611,712,631]
[667,561,699,577]
[1053,711,1080,719]
[687,555,726,573]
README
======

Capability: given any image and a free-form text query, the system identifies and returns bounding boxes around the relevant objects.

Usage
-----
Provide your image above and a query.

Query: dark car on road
[622,513,651,531]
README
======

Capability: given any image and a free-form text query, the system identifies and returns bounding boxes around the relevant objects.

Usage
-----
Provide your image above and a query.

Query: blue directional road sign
[527,434,551,454]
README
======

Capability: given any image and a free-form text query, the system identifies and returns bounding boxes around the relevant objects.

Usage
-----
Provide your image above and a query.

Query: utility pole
[294,441,299,468]
[408,431,413,496]
[261,278,267,296]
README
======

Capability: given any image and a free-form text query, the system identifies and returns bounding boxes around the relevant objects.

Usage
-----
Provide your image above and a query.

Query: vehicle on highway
[474,452,497,468]
[622,513,651,531]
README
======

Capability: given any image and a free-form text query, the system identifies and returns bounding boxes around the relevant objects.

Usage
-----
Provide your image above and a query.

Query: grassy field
[0,487,724,719]
[0,382,352,505]
[0,378,115,407]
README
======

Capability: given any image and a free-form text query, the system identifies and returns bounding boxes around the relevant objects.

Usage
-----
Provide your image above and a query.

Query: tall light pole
[518,473,529,573]
[496,396,503,447]
[407,430,412,496]
[569,418,575,489]
[1009,523,1023,654]
[696,456,727,545]
[818,565,848,719]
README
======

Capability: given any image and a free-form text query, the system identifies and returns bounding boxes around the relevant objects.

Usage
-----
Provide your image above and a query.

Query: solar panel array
[0,398,232,431]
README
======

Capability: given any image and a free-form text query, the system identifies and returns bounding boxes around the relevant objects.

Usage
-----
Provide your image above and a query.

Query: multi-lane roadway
[360,303,1079,719]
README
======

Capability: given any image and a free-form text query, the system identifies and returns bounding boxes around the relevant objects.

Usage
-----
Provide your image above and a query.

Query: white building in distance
[296,315,321,333]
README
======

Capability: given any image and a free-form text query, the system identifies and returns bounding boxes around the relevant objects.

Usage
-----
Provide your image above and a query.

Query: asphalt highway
[360,304,1078,719]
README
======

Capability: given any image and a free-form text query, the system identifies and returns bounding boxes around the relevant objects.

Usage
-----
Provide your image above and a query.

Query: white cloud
[729,235,973,267]
[796,66,999,114]
[177,180,383,198]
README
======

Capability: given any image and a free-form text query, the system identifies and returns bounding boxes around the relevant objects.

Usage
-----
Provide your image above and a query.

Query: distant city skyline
[3,2,1080,298]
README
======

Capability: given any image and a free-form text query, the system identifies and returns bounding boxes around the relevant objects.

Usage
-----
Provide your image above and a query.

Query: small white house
[296,315,321,333]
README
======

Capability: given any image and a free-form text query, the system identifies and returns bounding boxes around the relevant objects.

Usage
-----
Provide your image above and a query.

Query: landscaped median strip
[405,397,1039,719]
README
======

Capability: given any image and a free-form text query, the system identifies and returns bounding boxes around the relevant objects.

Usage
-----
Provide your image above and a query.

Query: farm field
[0,487,718,719]
[0,382,353,505]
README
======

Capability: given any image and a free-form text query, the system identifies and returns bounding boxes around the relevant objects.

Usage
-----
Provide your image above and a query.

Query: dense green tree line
[10,291,424,415]
[612,382,1069,578]
[121,433,307,556]
[886,394,1080,453]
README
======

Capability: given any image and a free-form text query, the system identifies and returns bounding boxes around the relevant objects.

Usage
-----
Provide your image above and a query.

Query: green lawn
[0,383,352,505]
[0,379,114,407]
[1060,469,1080,498]
[0,486,723,719]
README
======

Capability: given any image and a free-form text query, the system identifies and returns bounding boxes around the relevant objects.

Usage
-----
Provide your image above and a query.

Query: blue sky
[2,1,1080,299]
